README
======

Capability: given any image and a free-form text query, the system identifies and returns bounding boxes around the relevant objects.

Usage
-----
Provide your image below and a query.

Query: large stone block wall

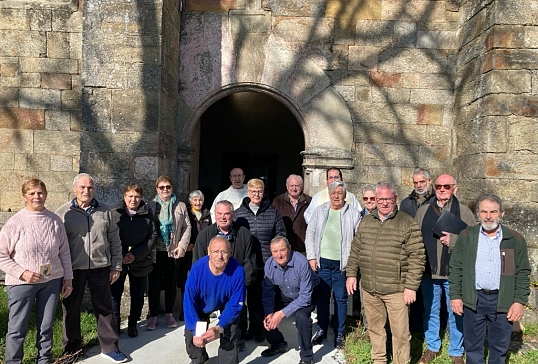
[0,0,82,211]
[0,0,182,210]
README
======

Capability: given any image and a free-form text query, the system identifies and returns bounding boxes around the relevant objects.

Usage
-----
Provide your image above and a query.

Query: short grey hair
[477,194,504,212]
[376,181,397,196]
[413,168,431,180]
[215,200,234,213]
[328,180,346,194]
[73,173,94,187]
[286,174,303,185]
[270,236,290,248]
[362,184,376,195]
[188,190,205,203]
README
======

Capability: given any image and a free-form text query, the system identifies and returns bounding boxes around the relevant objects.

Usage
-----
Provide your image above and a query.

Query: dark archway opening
[197,91,304,207]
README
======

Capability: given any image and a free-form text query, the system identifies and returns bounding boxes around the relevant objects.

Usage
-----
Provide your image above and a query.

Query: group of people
[0,166,531,364]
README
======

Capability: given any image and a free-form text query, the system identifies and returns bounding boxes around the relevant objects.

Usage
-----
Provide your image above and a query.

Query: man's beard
[481,220,500,231]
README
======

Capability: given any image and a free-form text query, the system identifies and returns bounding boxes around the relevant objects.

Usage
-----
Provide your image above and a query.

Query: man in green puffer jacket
[346,181,425,364]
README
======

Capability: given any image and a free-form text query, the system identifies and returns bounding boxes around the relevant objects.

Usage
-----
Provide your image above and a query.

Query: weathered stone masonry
[0,0,537,312]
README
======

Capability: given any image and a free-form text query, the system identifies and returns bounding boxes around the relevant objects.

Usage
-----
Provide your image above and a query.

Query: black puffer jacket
[113,200,158,277]
[235,196,287,264]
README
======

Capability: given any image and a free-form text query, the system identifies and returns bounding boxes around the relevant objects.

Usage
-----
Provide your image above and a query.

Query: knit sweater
[184,256,245,331]
[209,185,249,221]
[0,208,73,286]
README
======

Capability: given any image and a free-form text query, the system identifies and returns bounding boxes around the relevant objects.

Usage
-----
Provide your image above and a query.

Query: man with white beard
[449,194,530,364]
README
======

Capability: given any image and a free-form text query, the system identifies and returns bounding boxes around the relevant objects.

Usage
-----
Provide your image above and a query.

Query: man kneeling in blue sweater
[184,236,245,364]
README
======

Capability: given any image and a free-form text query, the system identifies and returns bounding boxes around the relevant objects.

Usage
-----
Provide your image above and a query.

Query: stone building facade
[0,1,537,306]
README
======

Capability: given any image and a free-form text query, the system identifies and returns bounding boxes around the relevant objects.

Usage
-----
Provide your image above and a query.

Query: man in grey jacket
[56,173,126,364]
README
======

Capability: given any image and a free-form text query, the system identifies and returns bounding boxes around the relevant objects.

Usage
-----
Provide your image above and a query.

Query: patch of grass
[345,323,538,364]
[0,287,98,363]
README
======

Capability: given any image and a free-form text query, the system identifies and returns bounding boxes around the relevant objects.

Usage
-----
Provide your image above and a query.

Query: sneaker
[100,350,127,363]
[334,334,344,349]
[238,339,246,352]
[451,356,464,364]
[146,316,157,330]
[311,329,326,345]
[418,350,440,363]
[165,313,177,328]
[261,341,288,357]
[127,325,138,338]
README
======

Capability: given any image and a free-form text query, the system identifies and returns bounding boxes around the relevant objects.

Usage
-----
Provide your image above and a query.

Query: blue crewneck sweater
[184,255,245,331]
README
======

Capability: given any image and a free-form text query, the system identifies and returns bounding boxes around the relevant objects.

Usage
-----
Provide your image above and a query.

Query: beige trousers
[362,290,411,364]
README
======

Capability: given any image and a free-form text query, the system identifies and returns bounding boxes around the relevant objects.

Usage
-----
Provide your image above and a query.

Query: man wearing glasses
[400,167,435,218]
[303,167,361,224]
[184,236,245,364]
[346,181,425,364]
[415,174,476,364]
[235,178,286,346]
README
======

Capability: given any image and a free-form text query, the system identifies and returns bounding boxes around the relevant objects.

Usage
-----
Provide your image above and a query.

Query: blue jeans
[421,278,464,356]
[316,257,348,336]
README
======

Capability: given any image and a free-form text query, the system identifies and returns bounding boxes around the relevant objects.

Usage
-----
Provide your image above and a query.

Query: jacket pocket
[501,248,515,276]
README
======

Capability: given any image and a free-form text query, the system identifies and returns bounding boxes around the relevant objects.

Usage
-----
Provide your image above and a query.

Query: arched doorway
[197,91,304,207]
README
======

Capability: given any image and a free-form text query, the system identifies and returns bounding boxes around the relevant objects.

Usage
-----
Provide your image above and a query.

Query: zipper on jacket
[372,219,385,294]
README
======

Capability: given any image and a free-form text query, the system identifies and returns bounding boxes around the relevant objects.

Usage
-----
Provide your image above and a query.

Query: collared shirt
[262,251,319,317]
[475,225,503,290]
[217,226,233,240]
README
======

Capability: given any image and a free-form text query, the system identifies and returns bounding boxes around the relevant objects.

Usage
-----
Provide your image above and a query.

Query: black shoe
[311,329,326,345]
[261,341,288,357]
[299,360,314,364]
[335,334,344,349]
[254,333,265,343]
[238,339,246,352]
[127,325,138,338]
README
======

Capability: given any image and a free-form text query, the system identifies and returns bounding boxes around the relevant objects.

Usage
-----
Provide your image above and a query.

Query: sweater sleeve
[56,220,73,280]
[0,218,27,281]
[303,193,319,224]
[184,266,201,331]
[217,266,245,329]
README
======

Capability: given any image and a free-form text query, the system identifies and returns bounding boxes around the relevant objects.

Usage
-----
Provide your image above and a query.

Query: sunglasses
[158,185,172,191]
[363,197,376,202]
[434,184,454,190]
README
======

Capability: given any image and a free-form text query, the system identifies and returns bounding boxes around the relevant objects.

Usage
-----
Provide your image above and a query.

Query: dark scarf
[421,196,461,276]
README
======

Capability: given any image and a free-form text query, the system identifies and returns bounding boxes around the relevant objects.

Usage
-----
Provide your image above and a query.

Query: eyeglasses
[158,185,172,191]
[210,250,230,257]
[363,197,376,202]
[248,190,263,195]
[376,197,395,203]
[434,184,455,190]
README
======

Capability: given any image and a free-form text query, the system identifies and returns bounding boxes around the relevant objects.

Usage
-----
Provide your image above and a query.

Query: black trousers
[255,292,316,362]
[62,267,119,354]
[110,271,147,330]
[185,316,240,364]
[148,251,179,316]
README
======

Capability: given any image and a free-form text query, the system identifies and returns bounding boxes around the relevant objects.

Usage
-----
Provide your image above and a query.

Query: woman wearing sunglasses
[146,175,191,330]
[360,184,377,217]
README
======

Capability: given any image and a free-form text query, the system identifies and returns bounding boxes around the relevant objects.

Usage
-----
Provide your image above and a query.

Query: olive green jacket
[347,208,425,295]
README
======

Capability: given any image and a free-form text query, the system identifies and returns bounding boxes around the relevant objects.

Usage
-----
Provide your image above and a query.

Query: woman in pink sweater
[0,179,73,364]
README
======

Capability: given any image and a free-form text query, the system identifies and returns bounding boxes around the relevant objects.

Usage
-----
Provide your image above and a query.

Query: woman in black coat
[111,184,157,337]
[177,189,211,320]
